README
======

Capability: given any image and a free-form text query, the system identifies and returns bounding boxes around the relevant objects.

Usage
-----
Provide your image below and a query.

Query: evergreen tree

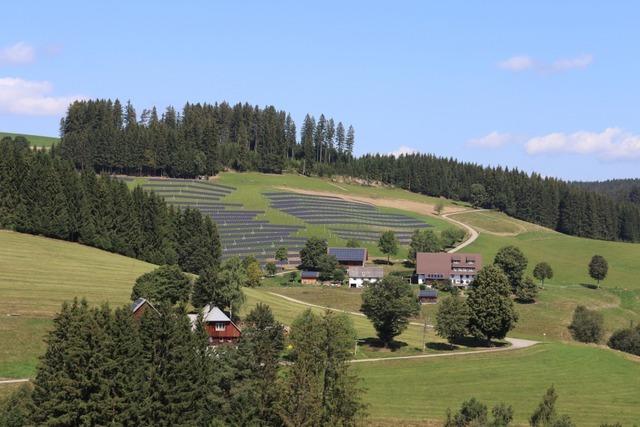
[515,276,539,303]
[130,264,192,305]
[408,229,442,262]
[345,125,355,157]
[300,237,329,271]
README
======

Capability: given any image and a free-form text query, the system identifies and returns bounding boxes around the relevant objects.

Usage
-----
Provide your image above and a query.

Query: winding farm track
[266,292,539,363]
[442,209,484,253]
[0,379,29,384]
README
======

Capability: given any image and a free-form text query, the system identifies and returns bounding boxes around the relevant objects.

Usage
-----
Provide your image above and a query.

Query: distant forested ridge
[573,179,640,206]
[57,99,355,177]
[0,137,221,273]
[334,154,640,242]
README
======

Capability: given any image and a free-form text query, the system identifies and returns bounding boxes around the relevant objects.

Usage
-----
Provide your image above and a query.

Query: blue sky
[1,1,639,181]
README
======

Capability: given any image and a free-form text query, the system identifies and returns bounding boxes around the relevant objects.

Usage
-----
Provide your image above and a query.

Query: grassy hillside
[0,231,155,378]
[0,132,58,148]
[359,342,640,426]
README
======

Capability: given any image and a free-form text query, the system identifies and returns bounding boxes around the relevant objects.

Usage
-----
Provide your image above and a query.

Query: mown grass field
[358,342,640,426]
[0,230,155,378]
[0,131,58,148]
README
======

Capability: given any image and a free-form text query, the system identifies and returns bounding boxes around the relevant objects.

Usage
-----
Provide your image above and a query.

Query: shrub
[607,325,640,356]
[568,305,604,343]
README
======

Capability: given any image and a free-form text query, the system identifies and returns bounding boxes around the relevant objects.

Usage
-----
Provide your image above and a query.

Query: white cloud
[467,132,515,148]
[551,54,593,71]
[525,128,640,160]
[498,55,534,71]
[389,145,418,157]
[0,77,84,116]
[498,54,593,74]
[0,42,35,65]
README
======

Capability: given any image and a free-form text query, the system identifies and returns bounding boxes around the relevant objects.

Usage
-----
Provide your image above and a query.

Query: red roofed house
[415,253,482,288]
[196,305,242,345]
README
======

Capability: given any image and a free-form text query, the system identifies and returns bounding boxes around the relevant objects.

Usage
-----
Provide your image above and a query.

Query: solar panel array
[264,192,431,234]
[138,179,304,263]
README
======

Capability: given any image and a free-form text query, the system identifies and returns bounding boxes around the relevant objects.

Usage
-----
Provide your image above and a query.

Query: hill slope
[0,132,58,148]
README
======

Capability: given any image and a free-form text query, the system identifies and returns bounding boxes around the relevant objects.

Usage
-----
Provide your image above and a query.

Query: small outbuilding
[418,289,438,304]
[195,305,242,345]
[300,270,320,284]
[131,298,159,320]
[348,266,384,288]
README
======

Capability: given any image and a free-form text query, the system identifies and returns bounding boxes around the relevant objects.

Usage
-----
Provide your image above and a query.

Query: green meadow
[0,132,58,148]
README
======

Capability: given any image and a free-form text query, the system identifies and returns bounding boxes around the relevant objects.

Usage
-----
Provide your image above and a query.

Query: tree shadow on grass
[449,336,509,348]
[373,259,391,266]
[580,283,599,290]
[425,342,459,351]
[359,337,408,352]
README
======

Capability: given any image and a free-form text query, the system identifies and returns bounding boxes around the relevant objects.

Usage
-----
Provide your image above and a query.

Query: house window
[214,322,226,331]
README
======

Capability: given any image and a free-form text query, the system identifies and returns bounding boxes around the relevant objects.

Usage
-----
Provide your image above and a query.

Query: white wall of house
[349,277,380,288]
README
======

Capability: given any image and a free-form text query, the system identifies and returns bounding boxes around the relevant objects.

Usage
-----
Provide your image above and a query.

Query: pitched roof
[131,298,147,313]
[301,270,320,279]
[419,289,438,298]
[415,252,482,275]
[328,247,367,262]
[348,266,384,278]
[202,305,232,322]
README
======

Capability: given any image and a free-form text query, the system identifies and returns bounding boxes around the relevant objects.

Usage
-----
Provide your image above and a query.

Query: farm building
[418,289,438,304]
[130,298,159,320]
[415,252,482,287]
[328,247,368,266]
[188,305,241,345]
[348,266,384,288]
[301,270,320,284]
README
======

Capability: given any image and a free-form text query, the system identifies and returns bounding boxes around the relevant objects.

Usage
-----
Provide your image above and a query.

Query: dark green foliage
[435,295,470,343]
[515,276,539,303]
[0,138,220,274]
[529,386,575,427]
[533,262,554,287]
[265,261,277,276]
[408,229,442,262]
[245,258,263,288]
[317,254,340,281]
[568,305,604,343]
[130,264,191,304]
[466,266,518,342]
[334,153,640,243]
[279,309,365,427]
[378,230,399,263]
[494,246,528,291]
[441,227,466,248]
[588,255,609,286]
[192,258,246,317]
[229,303,285,426]
[470,183,488,208]
[275,246,288,262]
[300,237,329,270]
[607,324,640,356]
[361,276,420,346]
[0,384,32,427]
[58,99,355,177]
[444,398,513,427]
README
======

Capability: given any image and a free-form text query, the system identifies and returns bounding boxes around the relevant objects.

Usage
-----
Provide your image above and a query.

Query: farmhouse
[348,266,384,288]
[328,247,368,266]
[130,298,159,320]
[189,305,242,345]
[415,252,482,287]
[418,288,438,304]
[300,270,320,284]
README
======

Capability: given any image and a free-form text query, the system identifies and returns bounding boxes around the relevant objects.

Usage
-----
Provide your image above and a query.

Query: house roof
[130,297,159,315]
[328,247,367,262]
[419,289,438,298]
[415,252,482,275]
[301,270,320,279]
[202,305,232,322]
[348,266,384,279]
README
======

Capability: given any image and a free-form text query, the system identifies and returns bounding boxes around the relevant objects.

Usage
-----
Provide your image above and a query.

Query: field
[0,230,155,378]
[0,131,58,148]
[3,171,640,425]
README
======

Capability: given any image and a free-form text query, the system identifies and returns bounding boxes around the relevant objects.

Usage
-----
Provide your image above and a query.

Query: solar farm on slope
[126,178,433,263]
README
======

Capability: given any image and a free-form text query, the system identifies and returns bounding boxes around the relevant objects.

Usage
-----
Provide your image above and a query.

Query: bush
[607,325,640,356]
[568,305,604,343]
[515,276,538,303]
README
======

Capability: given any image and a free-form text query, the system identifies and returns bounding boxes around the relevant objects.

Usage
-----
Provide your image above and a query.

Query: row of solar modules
[329,228,414,244]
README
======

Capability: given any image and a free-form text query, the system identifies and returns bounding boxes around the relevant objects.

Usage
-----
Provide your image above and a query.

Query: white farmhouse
[347,266,384,288]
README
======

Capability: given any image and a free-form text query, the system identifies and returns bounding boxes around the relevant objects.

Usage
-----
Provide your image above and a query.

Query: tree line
[57,99,355,177]
[0,137,220,274]
[0,300,365,427]
[574,178,640,206]
[333,153,640,243]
